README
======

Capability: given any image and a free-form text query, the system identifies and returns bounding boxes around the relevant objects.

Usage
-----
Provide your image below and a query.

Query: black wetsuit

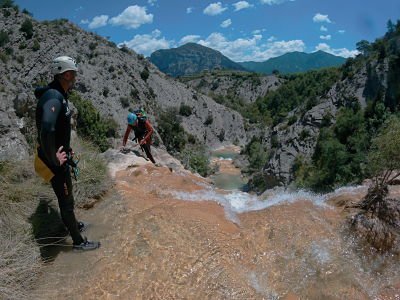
[35,80,84,245]
[133,120,156,164]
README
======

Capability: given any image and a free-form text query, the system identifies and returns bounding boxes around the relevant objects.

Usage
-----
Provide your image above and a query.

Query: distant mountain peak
[240,51,346,74]
[150,43,247,77]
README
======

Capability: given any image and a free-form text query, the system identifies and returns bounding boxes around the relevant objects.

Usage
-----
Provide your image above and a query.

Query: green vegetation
[242,137,269,171]
[120,96,130,108]
[0,0,18,10]
[31,39,40,51]
[253,68,340,125]
[88,42,97,51]
[119,45,130,53]
[21,8,31,16]
[179,103,192,116]
[366,116,400,186]
[295,106,369,191]
[70,138,112,206]
[20,19,33,39]
[292,19,400,191]
[204,114,213,125]
[355,116,400,211]
[0,52,8,63]
[157,107,186,153]
[235,19,400,192]
[0,30,9,47]
[140,67,150,81]
[69,92,118,152]
[156,108,211,176]
[102,87,109,97]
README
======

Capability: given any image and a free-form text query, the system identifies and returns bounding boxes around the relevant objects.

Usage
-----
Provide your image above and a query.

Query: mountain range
[239,50,346,74]
[150,43,346,77]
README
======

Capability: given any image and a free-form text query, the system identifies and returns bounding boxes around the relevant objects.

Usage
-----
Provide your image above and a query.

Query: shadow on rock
[29,198,69,261]
[350,185,400,255]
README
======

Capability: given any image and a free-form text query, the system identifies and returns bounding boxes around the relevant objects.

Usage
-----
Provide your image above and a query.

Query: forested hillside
[150,43,247,77]
[246,20,400,191]
[240,50,346,75]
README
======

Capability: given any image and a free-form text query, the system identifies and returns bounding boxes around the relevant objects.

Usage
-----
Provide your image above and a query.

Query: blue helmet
[127,112,137,125]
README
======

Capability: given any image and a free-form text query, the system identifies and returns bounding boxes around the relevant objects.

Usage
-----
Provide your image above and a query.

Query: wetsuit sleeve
[142,120,154,143]
[40,98,62,167]
[122,125,132,146]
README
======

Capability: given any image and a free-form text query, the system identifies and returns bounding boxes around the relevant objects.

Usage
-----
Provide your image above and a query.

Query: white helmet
[51,56,78,75]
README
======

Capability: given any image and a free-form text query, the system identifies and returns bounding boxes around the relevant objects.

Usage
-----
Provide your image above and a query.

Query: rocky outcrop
[181,72,282,103]
[0,92,30,160]
[351,189,400,254]
[263,67,368,187]
[0,9,248,160]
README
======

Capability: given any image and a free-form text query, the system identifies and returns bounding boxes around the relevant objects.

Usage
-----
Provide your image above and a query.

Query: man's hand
[56,146,67,166]
[139,139,146,146]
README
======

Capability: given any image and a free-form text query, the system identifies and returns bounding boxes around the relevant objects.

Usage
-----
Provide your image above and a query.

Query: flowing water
[33,148,400,299]
[210,146,247,191]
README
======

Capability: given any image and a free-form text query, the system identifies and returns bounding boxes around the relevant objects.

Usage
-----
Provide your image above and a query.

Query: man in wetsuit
[122,111,156,164]
[35,56,100,251]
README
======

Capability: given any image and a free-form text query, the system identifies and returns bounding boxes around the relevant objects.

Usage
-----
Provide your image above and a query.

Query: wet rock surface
[32,156,400,299]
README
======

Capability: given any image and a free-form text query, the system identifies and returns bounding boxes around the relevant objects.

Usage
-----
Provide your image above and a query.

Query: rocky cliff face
[0,9,248,160]
[180,71,282,103]
[262,62,386,187]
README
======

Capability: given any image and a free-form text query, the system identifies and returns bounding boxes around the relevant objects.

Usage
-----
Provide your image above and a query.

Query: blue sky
[15,0,400,62]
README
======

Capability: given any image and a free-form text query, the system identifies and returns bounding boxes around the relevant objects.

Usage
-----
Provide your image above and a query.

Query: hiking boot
[73,237,100,251]
[78,221,87,232]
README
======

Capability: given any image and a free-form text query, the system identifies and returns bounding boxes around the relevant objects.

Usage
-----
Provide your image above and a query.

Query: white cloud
[338,30,345,34]
[315,43,359,58]
[256,39,305,60]
[148,0,157,6]
[109,5,153,29]
[203,2,227,16]
[320,25,327,32]
[88,15,109,29]
[313,13,332,23]
[179,35,201,45]
[121,30,171,57]
[221,19,232,28]
[260,0,295,5]
[197,32,304,61]
[80,19,89,24]
[267,36,276,42]
[186,7,193,14]
[233,1,252,11]
[252,29,266,35]
[320,34,331,40]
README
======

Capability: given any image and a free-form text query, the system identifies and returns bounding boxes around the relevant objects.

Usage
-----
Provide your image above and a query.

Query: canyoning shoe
[78,221,87,232]
[73,237,100,251]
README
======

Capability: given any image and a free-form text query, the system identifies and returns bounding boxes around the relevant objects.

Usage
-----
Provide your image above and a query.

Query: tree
[20,19,33,39]
[0,0,15,8]
[0,30,9,47]
[140,67,150,81]
[360,116,400,210]
[387,19,395,36]
[356,40,371,56]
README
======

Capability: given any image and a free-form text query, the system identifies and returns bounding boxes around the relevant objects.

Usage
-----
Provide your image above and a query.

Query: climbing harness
[67,152,80,181]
